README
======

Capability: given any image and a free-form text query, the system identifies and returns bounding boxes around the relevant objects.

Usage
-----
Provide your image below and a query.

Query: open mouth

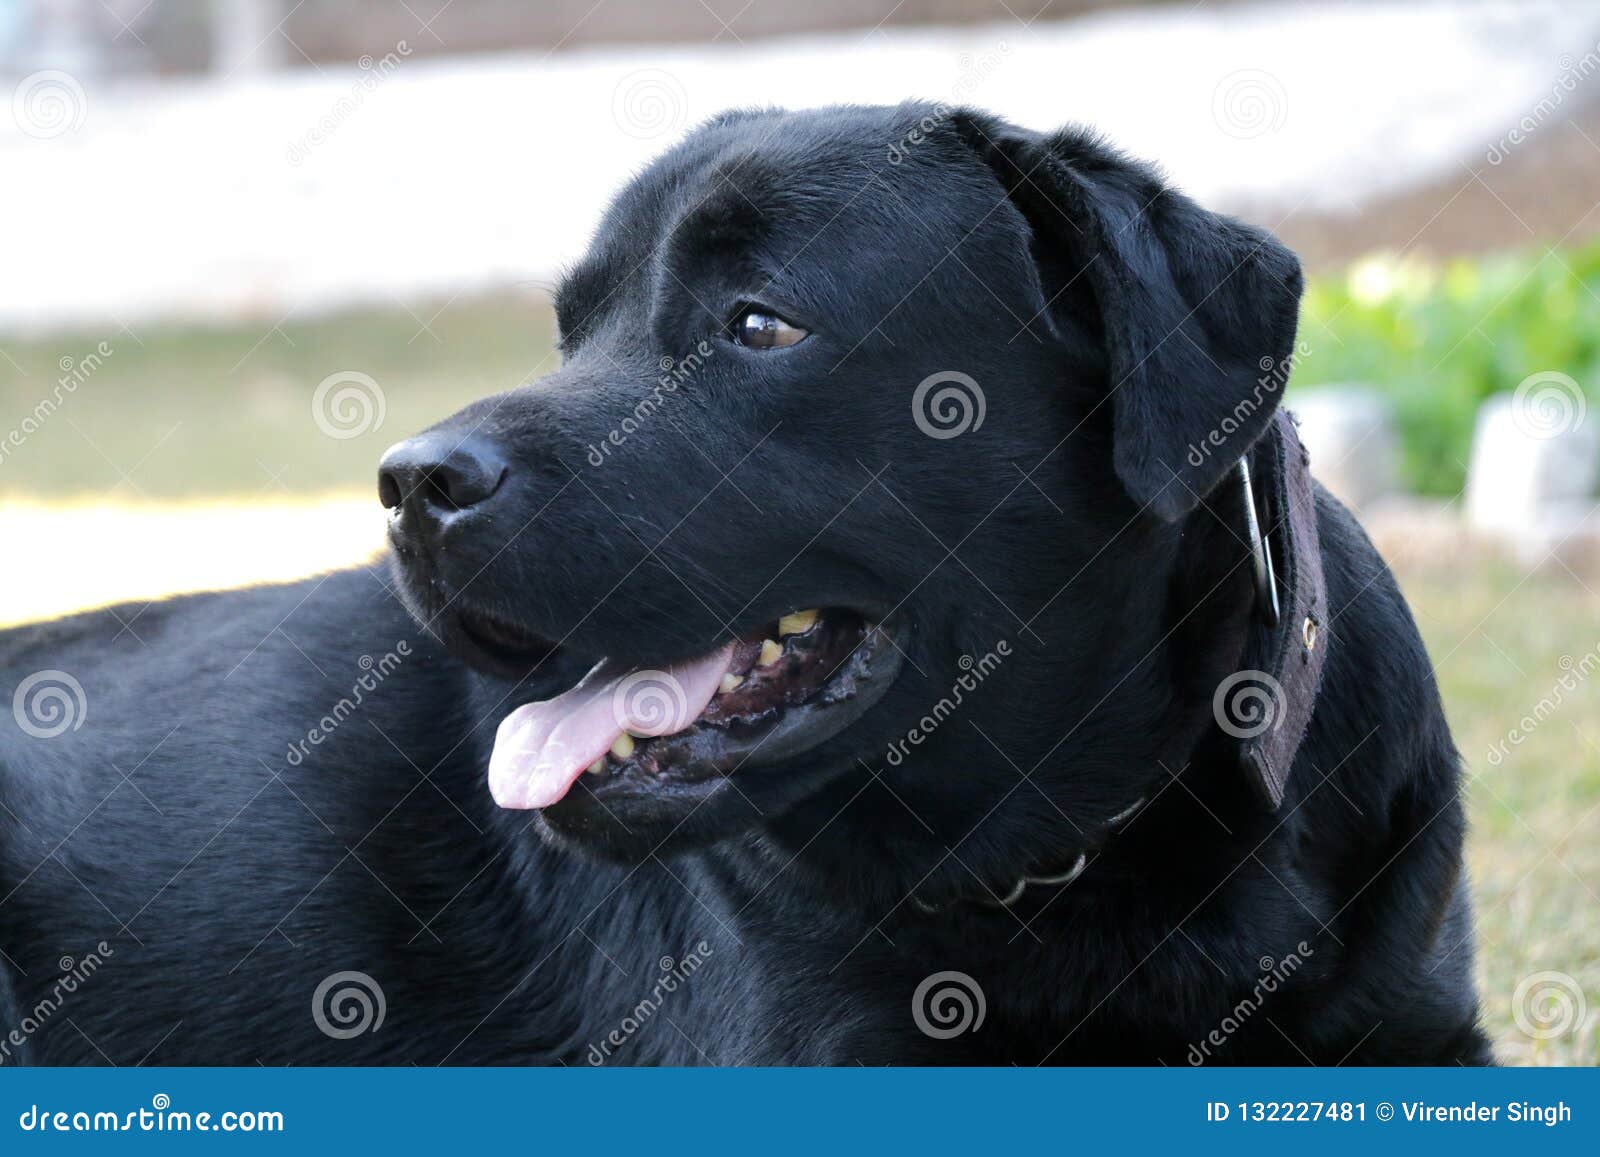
[487,608,902,810]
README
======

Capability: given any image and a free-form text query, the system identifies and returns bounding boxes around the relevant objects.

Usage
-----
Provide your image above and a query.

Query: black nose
[378,433,508,534]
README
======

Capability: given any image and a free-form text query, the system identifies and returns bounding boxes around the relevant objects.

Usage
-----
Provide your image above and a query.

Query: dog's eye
[731,306,808,349]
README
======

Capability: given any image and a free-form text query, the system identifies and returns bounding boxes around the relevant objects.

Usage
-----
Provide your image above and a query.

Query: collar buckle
[1238,456,1280,628]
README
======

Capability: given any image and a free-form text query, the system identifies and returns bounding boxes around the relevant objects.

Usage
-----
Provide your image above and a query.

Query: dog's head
[379,103,1302,888]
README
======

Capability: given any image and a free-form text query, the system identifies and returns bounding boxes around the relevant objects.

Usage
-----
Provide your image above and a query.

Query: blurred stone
[1289,385,1398,509]
[1466,393,1600,561]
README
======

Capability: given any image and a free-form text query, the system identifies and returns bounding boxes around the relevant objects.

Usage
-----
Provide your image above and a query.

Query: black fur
[0,103,1490,1065]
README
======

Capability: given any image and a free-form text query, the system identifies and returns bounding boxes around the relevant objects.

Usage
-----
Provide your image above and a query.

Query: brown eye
[732,306,807,349]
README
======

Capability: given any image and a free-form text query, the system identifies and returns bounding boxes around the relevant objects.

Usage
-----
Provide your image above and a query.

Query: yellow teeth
[586,757,606,776]
[719,672,745,694]
[757,639,783,667]
[609,733,635,760]
[777,609,819,636]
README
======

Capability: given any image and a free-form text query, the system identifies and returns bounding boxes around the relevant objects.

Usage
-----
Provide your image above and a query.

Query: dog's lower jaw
[517,621,909,859]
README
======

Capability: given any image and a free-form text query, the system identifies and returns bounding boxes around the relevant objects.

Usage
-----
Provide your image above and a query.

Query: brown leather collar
[1231,409,1328,811]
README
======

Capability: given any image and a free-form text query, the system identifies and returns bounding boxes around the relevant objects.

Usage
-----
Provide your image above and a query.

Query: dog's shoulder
[1282,481,1461,845]
[0,565,443,805]
[2,565,413,679]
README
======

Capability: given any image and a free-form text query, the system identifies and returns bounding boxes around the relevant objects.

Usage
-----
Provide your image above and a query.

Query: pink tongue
[488,644,734,809]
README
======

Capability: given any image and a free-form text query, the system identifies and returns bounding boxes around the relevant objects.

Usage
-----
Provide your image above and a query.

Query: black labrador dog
[0,103,1491,1065]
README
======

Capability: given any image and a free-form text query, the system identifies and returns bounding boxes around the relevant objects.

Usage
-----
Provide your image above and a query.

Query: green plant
[1292,243,1600,495]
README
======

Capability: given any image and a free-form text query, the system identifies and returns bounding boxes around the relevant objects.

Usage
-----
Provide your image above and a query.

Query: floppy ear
[952,112,1304,521]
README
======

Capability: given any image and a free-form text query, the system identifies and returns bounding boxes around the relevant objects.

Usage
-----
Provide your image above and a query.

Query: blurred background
[1,0,1597,1063]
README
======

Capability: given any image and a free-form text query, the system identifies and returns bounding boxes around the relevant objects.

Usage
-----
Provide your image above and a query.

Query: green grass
[0,293,555,497]
[1396,558,1600,1066]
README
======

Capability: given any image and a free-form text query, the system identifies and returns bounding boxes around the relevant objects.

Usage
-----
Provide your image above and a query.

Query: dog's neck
[740,416,1326,924]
